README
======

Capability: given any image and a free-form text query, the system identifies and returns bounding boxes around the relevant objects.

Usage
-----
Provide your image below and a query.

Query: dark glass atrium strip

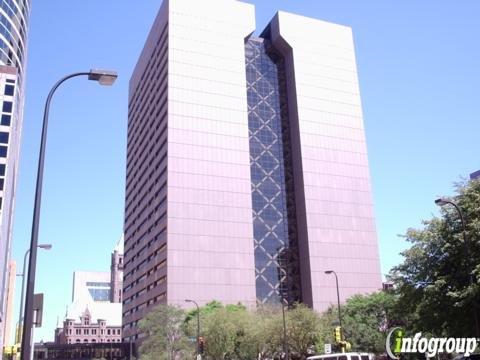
[245,37,301,305]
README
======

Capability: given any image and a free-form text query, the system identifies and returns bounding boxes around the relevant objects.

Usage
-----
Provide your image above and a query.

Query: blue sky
[10,0,480,342]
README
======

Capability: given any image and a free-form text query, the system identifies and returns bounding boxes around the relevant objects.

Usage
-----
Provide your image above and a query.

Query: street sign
[324,343,332,354]
[33,293,44,327]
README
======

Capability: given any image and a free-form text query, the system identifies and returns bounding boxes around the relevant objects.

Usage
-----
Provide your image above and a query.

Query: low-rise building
[55,308,121,344]
[54,237,123,345]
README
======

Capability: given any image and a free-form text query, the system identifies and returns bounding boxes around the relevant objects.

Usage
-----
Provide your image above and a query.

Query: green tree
[256,305,284,359]
[391,179,480,337]
[340,291,400,353]
[286,304,322,359]
[184,301,258,360]
[256,304,326,360]
[138,304,193,360]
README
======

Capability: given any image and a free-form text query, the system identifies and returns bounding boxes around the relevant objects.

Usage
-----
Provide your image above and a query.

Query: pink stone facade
[268,12,382,311]
[124,0,382,340]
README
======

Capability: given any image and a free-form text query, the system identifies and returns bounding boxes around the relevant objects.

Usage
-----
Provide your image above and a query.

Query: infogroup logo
[386,327,478,359]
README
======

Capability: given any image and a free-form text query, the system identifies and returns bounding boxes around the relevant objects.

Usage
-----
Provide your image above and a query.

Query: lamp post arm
[20,72,90,360]
[448,202,469,251]
[444,201,472,277]
[333,271,342,329]
[193,301,200,355]
[442,200,479,337]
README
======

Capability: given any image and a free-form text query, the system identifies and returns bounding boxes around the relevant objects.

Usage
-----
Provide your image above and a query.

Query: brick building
[55,308,121,344]
[54,238,123,345]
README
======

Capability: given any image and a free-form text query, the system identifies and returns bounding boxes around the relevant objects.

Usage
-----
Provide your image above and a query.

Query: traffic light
[199,336,205,354]
[334,326,342,343]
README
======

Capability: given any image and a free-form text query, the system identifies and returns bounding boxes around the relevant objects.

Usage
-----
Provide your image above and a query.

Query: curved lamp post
[185,299,200,355]
[20,70,117,360]
[435,197,480,337]
[16,244,52,344]
[325,270,342,328]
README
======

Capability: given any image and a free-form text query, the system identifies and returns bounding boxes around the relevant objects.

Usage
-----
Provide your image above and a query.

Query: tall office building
[124,0,381,340]
[0,0,30,350]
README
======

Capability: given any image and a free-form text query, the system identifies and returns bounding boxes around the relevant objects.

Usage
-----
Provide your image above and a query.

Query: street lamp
[325,270,342,328]
[20,69,117,360]
[16,244,52,344]
[277,252,289,360]
[185,299,200,356]
[435,197,480,337]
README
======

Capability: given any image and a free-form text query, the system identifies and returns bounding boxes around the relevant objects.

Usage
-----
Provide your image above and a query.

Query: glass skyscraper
[123,0,382,341]
[0,0,31,349]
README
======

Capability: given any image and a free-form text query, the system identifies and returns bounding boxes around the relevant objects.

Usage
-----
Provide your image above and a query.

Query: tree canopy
[390,179,480,337]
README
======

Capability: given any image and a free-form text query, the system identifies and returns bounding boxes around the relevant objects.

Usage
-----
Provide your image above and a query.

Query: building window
[0,146,7,158]
[6,79,14,84]
[0,164,5,176]
[107,329,111,335]
[4,84,14,96]
[84,329,89,335]
[0,132,9,144]
[2,101,12,113]
[1,114,11,126]
[88,288,111,301]
[0,178,4,191]
[76,329,81,335]
[92,329,96,335]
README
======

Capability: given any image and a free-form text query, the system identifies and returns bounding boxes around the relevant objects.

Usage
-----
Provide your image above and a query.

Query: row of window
[0,0,29,42]
[128,22,168,124]
[126,68,168,178]
[124,244,167,293]
[123,260,166,307]
[124,117,167,219]
[123,292,167,321]
[125,97,168,224]
[123,22,169,340]
[67,338,122,344]
[123,228,166,284]
[72,328,121,336]
[126,26,168,196]
[124,221,166,269]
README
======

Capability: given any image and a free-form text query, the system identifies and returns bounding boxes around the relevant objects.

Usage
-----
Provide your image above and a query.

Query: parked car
[307,352,374,360]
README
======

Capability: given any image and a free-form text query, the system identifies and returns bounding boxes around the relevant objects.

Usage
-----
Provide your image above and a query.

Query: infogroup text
[386,328,478,359]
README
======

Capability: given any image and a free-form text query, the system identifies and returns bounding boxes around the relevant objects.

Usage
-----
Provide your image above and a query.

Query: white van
[307,352,374,360]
